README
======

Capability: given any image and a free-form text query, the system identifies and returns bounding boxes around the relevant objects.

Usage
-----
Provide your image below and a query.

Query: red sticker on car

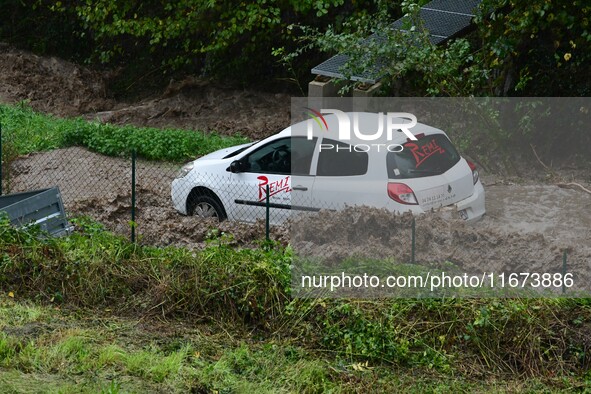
[405,139,445,168]
[258,175,291,201]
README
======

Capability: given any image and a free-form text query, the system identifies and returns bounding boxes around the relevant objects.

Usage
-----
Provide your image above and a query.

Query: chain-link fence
[289,207,581,297]
[0,117,343,244]
[0,125,297,246]
[0,123,587,297]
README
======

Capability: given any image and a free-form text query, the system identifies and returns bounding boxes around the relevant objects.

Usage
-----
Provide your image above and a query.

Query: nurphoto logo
[305,109,418,153]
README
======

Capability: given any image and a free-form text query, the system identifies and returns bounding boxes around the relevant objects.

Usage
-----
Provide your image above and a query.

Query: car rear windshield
[386,134,460,179]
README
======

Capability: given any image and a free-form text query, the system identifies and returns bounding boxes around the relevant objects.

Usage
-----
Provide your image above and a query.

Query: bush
[2,0,365,85]
[283,0,591,96]
[0,216,291,324]
[0,103,248,161]
[1,218,590,376]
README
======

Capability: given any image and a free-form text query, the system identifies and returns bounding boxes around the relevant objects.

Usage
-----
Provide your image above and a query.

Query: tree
[281,0,591,96]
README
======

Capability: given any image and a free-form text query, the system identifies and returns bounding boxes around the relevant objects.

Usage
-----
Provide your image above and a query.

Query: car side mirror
[227,160,243,173]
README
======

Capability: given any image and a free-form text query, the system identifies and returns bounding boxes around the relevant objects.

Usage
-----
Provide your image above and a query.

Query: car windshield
[223,142,257,159]
[386,134,460,179]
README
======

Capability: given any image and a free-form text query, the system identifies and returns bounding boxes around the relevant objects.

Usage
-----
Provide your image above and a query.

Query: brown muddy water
[8,147,591,294]
[483,183,591,245]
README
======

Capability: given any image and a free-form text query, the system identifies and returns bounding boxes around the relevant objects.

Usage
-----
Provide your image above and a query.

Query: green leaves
[476,0,591,95]
[284,0,591,96]
[62,122,249,162]
[30,0,349,82]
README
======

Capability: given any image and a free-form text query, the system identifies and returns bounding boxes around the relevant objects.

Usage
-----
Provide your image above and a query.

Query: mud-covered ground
[9,147,287,248]
[9,148,591,282]
[290,179,591,293]
[292,206,591,294]
[0,43,291,140]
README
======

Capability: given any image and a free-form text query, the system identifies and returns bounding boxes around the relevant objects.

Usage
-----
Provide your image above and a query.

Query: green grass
[1,217,591,385]
[0,102,249,161]
[0,215,292,324]
[0,299,588,393]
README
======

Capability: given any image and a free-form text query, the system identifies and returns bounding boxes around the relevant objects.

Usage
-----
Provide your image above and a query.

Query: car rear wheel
[188,194,226,220]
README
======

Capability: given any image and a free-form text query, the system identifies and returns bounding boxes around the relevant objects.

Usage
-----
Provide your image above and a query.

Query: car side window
[316,139,369,176]
[244,138,291,174]
[243,137,317,175]
[291,137,317,175]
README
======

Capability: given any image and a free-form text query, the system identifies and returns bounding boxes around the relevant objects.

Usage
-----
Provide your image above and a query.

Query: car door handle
[292,185,308,191]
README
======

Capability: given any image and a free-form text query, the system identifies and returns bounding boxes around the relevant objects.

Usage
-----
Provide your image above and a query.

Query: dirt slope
[0,43,112,116]
[0,43,291,139]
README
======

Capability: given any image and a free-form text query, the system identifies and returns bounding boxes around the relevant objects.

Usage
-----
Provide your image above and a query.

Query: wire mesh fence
[0,124,586,297]
[290,208,579,298]
[0,132,296,245]
[6,145,134,236]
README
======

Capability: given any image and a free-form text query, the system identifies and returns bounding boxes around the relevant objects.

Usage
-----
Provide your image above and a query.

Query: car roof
[283,111,445,142]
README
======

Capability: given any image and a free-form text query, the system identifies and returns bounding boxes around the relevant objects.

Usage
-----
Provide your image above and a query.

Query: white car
[171,112,485,224]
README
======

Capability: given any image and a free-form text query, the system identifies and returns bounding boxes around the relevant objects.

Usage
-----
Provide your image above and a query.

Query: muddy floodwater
[7,148,591,294]
[482,183,591,246]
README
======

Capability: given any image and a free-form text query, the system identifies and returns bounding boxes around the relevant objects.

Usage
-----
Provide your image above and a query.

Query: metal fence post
[131,149,136,243]
[0,121,3,196]
[265,184,270,241]
[562,250,567,294]
[411,217,416,264]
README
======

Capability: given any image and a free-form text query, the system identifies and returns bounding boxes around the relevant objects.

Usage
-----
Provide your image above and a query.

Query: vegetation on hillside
[0,0,367,86]
[2,1,589,96]
[280,0,591,96]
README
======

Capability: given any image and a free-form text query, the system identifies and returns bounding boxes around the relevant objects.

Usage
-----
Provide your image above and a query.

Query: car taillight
[387,183,418,205]
[467,160,479,184]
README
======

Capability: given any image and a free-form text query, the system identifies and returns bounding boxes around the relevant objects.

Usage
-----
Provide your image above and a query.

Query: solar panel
[311,53,383,84]
[311,0,483,83]
[311,54,351,80]
[423,0,482,15]
[429,35,447,45]
[420,8,473,37]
